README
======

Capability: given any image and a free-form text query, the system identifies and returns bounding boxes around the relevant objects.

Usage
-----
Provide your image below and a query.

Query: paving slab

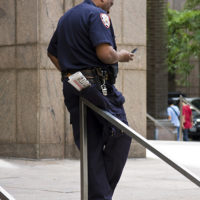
[0,141,200,200]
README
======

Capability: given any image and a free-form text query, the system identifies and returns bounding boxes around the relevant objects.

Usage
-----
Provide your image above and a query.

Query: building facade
[0,0,146,158]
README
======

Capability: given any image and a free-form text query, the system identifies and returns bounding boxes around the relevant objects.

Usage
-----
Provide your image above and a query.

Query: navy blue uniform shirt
[47,0,117,72]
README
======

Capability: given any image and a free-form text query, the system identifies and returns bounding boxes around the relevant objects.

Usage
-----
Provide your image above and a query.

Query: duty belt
[62,69,95,79]
[62,68,108,96]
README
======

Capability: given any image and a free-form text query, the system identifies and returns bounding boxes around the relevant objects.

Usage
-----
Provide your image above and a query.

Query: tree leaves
[167,1,200,85]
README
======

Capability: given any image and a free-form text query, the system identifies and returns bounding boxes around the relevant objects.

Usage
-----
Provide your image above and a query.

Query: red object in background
[182,104,192,129]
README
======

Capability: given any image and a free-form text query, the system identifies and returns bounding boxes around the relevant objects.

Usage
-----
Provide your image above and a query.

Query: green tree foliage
[167,1,200,85]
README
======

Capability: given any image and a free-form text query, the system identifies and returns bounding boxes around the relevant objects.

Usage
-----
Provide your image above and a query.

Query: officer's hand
[118,49,134,62]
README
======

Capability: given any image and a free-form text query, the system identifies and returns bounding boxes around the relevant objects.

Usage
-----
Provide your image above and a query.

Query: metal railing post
[179,95,183,141]
[146,113,175,136]
[80,98,88,200]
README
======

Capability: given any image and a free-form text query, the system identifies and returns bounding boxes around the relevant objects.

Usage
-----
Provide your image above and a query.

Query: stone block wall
[0,0,146,159]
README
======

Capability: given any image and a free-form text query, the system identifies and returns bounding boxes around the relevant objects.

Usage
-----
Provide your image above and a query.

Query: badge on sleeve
[100,13,110,28]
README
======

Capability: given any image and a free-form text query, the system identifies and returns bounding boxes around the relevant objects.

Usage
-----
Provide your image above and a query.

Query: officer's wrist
[117,51,127,62]
[117,52,123,62]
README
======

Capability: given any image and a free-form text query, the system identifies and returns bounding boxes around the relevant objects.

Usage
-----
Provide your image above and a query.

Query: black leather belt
[61,69,99,87]
[62,68,96,78]
[62,68,108,79]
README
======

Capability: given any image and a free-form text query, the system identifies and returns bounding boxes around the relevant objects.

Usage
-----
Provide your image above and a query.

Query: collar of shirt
[84,0,96,6]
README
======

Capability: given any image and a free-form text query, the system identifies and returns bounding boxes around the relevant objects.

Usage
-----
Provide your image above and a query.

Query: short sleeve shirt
[167,105,180,127]
[47,0,117,72]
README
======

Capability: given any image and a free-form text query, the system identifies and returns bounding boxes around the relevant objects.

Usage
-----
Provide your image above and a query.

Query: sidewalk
[0,141,200,200]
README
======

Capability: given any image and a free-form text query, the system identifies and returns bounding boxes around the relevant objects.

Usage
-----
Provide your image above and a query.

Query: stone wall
[0,0,146,159]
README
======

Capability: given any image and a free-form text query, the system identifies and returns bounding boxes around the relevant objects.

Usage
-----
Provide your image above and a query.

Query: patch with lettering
[100,13,110,28]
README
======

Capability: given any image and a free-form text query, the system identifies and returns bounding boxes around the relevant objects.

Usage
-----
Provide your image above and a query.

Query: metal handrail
[79,97,200,200]
[0,186,15,200]
[146,113,175,135]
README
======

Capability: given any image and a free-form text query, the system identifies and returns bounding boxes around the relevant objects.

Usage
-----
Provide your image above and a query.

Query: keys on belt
[101,70,107,96]
[101,84,107,96]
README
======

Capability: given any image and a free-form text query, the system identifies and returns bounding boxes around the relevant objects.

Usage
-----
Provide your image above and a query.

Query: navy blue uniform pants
[63,78,132,200]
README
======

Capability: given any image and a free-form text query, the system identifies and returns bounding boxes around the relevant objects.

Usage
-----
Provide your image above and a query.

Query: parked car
[168,91,186,99]
[189,109,200,140]
[186,98,200,140]
[168,92,186,106]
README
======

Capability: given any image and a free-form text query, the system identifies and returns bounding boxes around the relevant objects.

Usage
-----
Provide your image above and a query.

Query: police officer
[47,0,134,199]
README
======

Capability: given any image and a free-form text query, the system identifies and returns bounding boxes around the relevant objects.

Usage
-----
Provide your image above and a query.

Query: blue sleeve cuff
[93,40,112,47]
[47,45,57,58]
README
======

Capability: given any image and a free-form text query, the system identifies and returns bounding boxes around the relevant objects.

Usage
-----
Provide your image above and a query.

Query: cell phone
[131,48,138,53]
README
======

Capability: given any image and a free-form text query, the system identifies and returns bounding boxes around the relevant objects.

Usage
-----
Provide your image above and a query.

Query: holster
[106,63,118,85]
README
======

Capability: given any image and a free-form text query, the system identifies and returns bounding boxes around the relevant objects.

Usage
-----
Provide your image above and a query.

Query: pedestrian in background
[182,102,193,141]
[167,99,180,140]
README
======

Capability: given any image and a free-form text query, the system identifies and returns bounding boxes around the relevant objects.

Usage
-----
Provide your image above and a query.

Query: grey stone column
[0,0,70,159]
[111,0,147,157]
[0,0,38,158]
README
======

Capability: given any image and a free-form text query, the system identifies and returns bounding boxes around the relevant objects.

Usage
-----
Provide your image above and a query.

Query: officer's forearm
[47,52,61,72]
[96,44,133,64]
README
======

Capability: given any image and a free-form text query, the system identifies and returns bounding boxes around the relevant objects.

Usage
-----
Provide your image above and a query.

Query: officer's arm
[47,52,61,72]
[96,44,133,64]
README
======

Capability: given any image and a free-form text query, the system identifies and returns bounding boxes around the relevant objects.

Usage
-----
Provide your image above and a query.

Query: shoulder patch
[100,13,110,29]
